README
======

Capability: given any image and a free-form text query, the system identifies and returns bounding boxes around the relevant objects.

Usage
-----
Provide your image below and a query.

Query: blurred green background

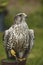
[0,0,43,65]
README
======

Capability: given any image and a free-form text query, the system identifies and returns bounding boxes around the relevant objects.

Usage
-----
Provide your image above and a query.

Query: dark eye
[19,15,22,17]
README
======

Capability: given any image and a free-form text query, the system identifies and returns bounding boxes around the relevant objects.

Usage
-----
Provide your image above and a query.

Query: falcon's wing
[3,30,10,49]
[29,29,35,51]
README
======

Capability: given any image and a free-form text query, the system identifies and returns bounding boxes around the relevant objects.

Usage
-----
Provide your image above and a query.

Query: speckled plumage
[3,13,34,59]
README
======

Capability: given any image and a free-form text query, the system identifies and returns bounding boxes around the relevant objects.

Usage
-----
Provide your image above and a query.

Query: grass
[0,33,6,65]
[27,6,43,28]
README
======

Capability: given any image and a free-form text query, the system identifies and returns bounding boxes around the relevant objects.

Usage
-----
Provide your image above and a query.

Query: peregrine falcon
[3,13,34,61]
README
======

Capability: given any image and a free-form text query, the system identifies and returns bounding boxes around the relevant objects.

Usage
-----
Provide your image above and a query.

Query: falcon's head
[14,13,27,24]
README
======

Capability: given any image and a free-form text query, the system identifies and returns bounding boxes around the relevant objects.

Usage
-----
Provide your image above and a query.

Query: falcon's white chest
[12,22,29,50]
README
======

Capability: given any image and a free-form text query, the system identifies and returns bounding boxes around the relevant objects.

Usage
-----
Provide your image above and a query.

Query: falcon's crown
[14,13,27,24]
